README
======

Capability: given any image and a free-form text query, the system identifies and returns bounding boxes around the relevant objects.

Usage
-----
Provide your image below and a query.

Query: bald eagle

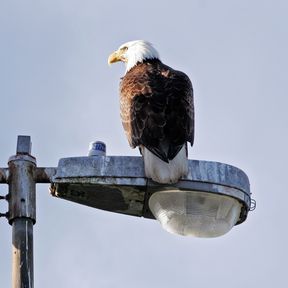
[108,40,194,184]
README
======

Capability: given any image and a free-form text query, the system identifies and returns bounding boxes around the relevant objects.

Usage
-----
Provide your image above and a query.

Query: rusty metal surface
[8,135,36,288]
[0,168,8,183]
[12,218,34,288]
[35,167,57,183]
[51,156,251,224]
[2,165,57,184]
[8,155,37,224]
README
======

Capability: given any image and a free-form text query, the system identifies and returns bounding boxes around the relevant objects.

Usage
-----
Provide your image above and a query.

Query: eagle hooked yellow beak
[108,47,128,65]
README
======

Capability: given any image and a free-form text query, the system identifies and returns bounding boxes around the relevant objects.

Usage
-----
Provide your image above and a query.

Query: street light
[50,149,251,238]
[0,136,254,288]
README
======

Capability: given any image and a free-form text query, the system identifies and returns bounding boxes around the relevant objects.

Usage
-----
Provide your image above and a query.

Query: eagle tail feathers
[142,145,188,184]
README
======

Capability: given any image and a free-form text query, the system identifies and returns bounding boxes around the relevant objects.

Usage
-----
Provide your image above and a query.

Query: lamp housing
[50,156,251,237]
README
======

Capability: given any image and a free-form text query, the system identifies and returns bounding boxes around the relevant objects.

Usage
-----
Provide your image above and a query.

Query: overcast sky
[0,0,287,287]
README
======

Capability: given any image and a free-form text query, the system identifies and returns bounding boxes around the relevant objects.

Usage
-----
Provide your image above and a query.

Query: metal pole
[8,136,36,288]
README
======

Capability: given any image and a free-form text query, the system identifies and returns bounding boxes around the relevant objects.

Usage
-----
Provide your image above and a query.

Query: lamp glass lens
[148,191,242,237]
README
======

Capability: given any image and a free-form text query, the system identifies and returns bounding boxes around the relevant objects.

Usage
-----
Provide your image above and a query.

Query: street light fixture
[0,136,254,288]
[50,152,251,238]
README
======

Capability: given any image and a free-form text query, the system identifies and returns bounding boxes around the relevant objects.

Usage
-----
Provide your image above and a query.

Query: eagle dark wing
[120,59,194,163]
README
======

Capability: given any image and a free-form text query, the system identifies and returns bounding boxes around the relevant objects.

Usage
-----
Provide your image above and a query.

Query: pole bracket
[0,211,9,219]
[0,194,8,201]
[8,136,37,225]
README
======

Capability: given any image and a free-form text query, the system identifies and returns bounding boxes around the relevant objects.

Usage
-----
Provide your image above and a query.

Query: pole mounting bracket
[0,211,9,219]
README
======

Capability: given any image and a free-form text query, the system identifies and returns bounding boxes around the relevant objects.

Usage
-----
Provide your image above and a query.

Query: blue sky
[0,1,287,287]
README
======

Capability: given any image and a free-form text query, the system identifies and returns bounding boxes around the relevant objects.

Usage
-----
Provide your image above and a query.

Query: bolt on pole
[8,136,36,288]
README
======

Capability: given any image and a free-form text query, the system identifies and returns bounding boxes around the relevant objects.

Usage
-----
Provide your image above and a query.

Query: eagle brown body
[120,59,194,163]
[108,40,194,183]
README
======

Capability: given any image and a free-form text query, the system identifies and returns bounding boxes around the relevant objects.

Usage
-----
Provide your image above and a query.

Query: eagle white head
[108,40,160,73]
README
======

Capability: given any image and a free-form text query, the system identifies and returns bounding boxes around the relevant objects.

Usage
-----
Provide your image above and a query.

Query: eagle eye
[120,46,128,52]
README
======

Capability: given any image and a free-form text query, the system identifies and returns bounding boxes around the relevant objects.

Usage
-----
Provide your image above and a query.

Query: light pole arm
[35,167,56,183]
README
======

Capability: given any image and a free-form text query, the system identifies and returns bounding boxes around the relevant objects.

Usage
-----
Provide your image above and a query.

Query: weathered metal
[0,135,253,288]
[35,167,57,183]
[8,136,36,288]
[0,212,9,218]
[51,156,251,224]
[12,219,34,288]
[0,168,8,183]
[8,155,36,224]
[0,169,8,217]
[16,135,32,155]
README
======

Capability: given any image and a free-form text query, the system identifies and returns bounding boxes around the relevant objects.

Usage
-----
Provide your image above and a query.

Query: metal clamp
[8,136,36,225]
[0,194,8,219]
[0,194,8,201]
[0,211,9,219]
[250,198,256,211]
